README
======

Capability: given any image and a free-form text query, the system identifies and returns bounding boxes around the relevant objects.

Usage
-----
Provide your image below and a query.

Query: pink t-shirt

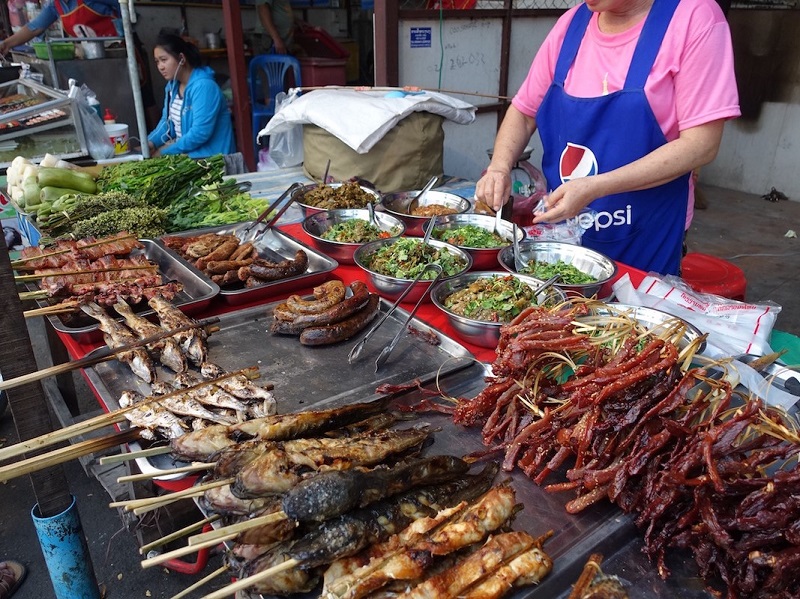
[512,0,741,227]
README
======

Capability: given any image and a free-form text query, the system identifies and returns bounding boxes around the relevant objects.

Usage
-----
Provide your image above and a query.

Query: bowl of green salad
[430,271,568,348]
[432,213,524,271]
[354,236,472,303]
[302,209,405,264]
[498,241,617,299]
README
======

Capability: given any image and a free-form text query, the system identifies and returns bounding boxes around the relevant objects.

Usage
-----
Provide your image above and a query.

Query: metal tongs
[512,223,526,272]
[242,181,304,237]
[374,263,444,372]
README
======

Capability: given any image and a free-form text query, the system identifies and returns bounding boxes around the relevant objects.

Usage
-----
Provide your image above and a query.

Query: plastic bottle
[103,108,116,124]
[88,96,102,119]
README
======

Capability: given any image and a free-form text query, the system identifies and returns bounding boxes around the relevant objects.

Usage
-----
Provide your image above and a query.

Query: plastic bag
[523,199,596,245]
[267,90,303,168]
[68,81,114,160]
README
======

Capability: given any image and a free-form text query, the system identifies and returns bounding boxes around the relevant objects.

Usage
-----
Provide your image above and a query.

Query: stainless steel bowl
[430,271,569,348]
[498,241,617,298]
[432,213,524,271]
[292,182,382,217]
[354,237,473,303]
[580,303,706,354]
[302,209,405,265]
[381,190,471,236]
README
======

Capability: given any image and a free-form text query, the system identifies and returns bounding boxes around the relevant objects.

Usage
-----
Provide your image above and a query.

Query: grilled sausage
[286,280,346,314]
[230,242,255,261]
[299,293,380,346]
[205,258,254,274]
[239,250,309,282]
[270,281,370,336]
[195,237,240,270]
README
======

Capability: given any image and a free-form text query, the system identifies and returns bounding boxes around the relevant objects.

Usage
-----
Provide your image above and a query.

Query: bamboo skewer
[171,565,228,599]
[14,263,158,282]
[10,233,138,267]
[23,301,82,318]
[110,477,234,511]
[100,445,172,465]
[0,316,220,394]
[132,486,220,516]
[0,362,253,462]
[0,428,141,483]
[141,532,238,568]
[139,515,220,555]
[202,559,300,599]
[117,462,214,483]
[188,511,288,546]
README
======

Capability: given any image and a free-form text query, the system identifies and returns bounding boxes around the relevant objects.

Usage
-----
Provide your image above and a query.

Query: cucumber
[37,167,97,195]
[40,186,83,204]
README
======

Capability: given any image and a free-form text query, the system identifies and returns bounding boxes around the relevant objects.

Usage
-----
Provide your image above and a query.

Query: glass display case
[0,78,87,169]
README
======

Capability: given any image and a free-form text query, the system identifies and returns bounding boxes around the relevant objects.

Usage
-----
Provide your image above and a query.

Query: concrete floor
[0,183,798,599]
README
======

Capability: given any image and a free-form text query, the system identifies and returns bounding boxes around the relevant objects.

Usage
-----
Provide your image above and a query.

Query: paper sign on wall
[410,27,432,48]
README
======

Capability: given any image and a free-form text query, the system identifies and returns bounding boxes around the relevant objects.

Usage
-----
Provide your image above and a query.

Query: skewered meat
[237,539,320,596]
[113,299,187,374]
[81,301,156,383]
[200,483,275,517]
[15,232,143,271]
[118,390,187,439]
[232,427,434,497]
[148,294,208,365]
[322,484,520,599]
[170,398,392,462]
[282,455,471,522]
[396,531,552,599]
[148,382,237,425]
[200,362,276,417]
[171,372,250,415]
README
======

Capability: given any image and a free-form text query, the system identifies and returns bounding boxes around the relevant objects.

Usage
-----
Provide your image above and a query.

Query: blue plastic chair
[248,54,302,156]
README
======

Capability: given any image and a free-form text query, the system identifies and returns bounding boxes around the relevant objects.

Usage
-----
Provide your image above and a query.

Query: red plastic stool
[680,252,747,301]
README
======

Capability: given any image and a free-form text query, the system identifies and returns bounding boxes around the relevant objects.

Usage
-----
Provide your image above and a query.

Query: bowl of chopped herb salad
[302,209,405,264]
[431,213,524,271]
[354,236,472,303]
[498,241,617,299]
[430,271,568,348]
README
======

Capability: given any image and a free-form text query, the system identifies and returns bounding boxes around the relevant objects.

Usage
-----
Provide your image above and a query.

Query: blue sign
[410,27,432,49]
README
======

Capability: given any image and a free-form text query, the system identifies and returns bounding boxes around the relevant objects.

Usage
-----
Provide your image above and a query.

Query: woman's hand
[532,177,600,224]
[475,168,512,213]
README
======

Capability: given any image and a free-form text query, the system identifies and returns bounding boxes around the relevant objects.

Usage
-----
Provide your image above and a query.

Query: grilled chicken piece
[169,398,392,462]
[148,294,208,365]
[118,390,187,439]
[112,299,187,374]
[232,427,433,497]
[81,302,156,383]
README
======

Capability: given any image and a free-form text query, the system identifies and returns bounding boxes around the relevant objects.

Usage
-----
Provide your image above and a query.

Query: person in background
[0,0,121,54]
[147,33,234,159]
[253,0,296,55]
[476,0,740,276]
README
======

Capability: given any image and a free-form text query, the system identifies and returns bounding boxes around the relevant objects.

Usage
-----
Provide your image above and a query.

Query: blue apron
[537,0,688,275]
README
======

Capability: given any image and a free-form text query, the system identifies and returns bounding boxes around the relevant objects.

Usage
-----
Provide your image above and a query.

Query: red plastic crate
[299,57,347,87]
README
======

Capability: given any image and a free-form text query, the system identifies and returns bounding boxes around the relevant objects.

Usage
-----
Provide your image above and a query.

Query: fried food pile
[270,280,380,346]
[163,233,308,287]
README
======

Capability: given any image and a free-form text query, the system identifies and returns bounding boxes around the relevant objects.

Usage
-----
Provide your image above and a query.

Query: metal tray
[35,239,220,345]
[156,222,339,306]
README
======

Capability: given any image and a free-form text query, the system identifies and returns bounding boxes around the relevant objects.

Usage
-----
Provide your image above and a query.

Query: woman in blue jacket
[148,33,234,159]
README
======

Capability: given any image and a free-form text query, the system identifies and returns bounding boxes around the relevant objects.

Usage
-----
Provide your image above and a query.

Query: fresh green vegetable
[521,259,597,285]
[70,206,167,240]
[40,186,82,204]
[433,224,506,248]
[22,177,41,208]
[96,154,225,209]
[37,191,146,237]
[37,166,97,194]
[366,237,467,279]
[443,275,538,322]
[165,180,267,232]
[321,219,393,243]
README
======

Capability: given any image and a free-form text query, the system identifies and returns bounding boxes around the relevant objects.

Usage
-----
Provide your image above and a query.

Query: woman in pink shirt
[476,0,740,274]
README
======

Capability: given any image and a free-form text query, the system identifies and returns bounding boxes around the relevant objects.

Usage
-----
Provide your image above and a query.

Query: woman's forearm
[487,105,538,175]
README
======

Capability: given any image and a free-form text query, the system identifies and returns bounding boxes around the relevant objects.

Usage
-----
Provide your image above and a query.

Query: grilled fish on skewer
[81,302,156,383]
[461,540,554,599]
[171,372,250,415]
[200,363,276,418]
[148,294,208,365]
[396,532,551,599]
[113,299,187,374]
[149,381,237,425]
[118,390,187,439]
[322,484,519,599]
[234,539,320,597]
[282,455,470,523]
[201,483,274,517]
[170,398,392,462]
[232,427,434,497]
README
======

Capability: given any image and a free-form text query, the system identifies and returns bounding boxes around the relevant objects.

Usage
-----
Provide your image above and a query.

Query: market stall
[2,156,799,599]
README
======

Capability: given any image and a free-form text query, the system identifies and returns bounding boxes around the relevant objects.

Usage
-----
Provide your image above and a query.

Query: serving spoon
[407,175,438,215]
